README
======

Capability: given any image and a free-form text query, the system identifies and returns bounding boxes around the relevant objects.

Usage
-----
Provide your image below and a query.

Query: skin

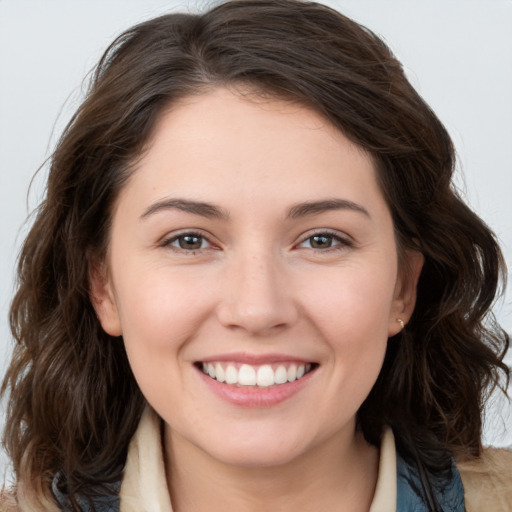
[91,88,423,512]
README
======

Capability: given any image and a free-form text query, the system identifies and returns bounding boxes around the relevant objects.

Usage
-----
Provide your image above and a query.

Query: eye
[297,231,352,251]
[165,232,212,251]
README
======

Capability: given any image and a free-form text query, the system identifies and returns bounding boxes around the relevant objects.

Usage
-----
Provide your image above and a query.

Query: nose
[215,252,299,335]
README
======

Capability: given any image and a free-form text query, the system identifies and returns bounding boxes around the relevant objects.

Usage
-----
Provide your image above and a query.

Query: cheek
[297,264,394,392]
[111,269,212,411]
[299,263,397,339]
[112,267,215,361]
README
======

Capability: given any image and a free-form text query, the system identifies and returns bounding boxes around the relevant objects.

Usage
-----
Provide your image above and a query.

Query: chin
[209,444,305,469]
[194,426,318,469]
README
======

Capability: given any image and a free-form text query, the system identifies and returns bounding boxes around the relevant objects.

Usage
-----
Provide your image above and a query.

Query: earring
[397,318,405,330]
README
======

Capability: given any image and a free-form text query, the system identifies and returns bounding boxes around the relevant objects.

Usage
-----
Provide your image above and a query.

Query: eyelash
[160,230,353,254]
[160,231,214,254]
[296,230,354,253]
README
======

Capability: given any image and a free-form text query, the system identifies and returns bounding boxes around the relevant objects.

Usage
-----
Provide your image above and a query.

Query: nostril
[215,300,299,335]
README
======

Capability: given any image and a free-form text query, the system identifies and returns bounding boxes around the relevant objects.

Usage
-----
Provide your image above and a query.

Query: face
[92,88,421,469]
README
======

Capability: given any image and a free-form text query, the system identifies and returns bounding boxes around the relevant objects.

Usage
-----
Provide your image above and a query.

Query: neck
[164,425,379,512]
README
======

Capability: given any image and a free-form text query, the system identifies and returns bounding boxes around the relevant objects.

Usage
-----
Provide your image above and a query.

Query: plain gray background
[1,0,511,479]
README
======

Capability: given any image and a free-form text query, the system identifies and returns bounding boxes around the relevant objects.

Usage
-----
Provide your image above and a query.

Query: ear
[388,249,424,337]
[88,254,123,337]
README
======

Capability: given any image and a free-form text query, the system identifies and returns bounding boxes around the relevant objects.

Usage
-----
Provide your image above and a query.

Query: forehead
[114,87,386,220]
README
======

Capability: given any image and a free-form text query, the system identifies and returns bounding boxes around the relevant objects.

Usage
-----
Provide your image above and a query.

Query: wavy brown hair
[2,1,509,510]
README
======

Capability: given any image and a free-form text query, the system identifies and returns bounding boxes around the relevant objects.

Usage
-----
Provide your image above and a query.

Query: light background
[1,0,511,480]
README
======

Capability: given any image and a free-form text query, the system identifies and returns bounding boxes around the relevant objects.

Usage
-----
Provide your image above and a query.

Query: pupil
[179,235,202,250]
[312,235,331,248]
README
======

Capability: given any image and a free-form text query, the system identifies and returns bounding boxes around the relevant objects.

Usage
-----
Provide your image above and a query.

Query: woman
[1,1,510,510]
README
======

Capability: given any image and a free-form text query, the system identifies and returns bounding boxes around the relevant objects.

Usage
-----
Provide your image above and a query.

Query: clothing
[50,407,511,512]
[118,407,464,512]
[457,449,512,511]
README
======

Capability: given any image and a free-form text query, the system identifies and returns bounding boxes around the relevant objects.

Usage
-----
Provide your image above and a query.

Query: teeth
[256,365,275,387]
[200,362,313,387]
[225,365,238,385]
[238,364,256,386]
[287,364,297,382]
[215,363,225,383]
[274,365,288,385]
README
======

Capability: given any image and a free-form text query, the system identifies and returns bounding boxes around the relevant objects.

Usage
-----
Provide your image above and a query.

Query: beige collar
[119,406,397,512]
[369,426,396,512]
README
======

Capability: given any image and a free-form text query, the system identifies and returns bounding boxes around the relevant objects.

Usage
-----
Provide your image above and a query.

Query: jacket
[4,406,509,511]
[50,453,466,512]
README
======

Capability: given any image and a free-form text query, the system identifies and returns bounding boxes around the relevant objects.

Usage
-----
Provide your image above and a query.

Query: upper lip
[198,352,315,364]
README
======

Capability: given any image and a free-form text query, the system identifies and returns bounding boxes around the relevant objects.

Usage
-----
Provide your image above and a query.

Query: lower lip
[197,367,316,408]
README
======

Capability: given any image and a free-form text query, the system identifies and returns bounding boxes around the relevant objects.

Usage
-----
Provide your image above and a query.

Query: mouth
[195,361,318,388]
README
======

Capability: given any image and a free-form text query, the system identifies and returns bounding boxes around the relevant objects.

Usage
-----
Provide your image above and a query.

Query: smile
[199,362,316,387]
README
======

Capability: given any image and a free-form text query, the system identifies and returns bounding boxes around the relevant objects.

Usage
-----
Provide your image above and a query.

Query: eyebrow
[140,197,370,221]
[140,198,229,220]
[286,199,370,219]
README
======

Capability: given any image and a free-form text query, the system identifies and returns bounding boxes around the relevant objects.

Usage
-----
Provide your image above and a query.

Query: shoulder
[1,485,61,512]
[51,471,121,512]
[0,489,19,512]
[457,447,512,512]
[396,452,465,512]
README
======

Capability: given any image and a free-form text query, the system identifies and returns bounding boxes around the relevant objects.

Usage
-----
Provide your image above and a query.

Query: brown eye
[179,235,203,250]
[309,234,334,249]
[166,233,210,251]
[298,232,351,251]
